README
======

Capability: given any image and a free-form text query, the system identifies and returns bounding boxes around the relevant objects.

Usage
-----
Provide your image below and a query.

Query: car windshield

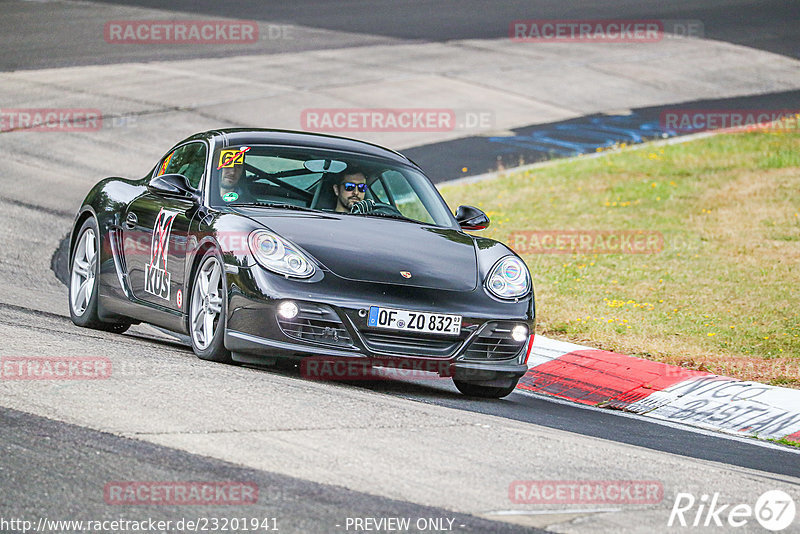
[208,145,455,227]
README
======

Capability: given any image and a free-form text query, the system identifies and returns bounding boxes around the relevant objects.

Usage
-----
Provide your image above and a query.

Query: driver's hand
[350,199,376,214]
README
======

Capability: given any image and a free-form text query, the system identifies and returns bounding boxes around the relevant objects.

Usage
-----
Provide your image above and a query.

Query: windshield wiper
[229,202,323,213]
[355,211,418,223]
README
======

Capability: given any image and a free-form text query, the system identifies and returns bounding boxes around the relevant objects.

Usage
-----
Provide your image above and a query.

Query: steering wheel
[370,202,403,216]
[350,199,403,216]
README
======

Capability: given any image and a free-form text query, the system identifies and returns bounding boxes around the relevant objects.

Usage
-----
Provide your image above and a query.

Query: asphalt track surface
[0,405,537,534]
[108,0,798,57]
[5,0,798,182]
[2,0,798,71]
[13,280,800,484]
[2,1,800,533]
[408,88,800,182]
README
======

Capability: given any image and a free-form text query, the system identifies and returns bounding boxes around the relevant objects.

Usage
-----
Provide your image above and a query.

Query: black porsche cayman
[68,129,535,398]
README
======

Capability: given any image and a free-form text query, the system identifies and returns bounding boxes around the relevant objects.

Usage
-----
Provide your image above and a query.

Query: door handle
[125,212,138,229]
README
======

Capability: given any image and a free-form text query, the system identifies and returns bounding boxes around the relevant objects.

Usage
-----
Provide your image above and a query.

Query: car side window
[368,179,389,203]
[156,142,207,189]
[382,170,435,224]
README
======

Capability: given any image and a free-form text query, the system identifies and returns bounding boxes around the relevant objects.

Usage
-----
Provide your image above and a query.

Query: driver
[220,164,244,201]
[332,170,369,213]
[218,148,249,203]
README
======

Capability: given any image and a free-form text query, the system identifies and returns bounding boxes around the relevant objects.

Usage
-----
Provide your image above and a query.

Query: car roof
[176,128,417,168]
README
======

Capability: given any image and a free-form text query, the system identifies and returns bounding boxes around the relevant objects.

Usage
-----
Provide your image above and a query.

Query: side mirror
[148,173,199,202]
[455,205,490,231]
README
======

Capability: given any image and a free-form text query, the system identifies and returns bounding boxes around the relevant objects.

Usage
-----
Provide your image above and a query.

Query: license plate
[367,306,461,335]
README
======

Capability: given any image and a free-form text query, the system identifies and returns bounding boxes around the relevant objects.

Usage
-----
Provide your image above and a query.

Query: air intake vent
[277,303,353,347]
[462,322,526,361]
[361,331,461,357]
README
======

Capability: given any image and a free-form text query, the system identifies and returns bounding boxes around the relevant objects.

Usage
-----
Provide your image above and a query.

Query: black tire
[68,218,130,334]
[453,379,519,399]
[100,322,132,334]
[188,249,233,363]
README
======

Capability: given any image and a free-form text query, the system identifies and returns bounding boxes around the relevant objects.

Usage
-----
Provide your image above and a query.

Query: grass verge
[768,437,800,449]
[439,131,800,387]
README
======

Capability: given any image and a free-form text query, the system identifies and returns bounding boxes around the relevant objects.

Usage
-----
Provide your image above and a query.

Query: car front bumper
[224,265,533,382]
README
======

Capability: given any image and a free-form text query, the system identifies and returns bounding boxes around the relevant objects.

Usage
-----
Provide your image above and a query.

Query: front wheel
[68,218,130,333]
[453,379,519,399]
[189,250,232,363]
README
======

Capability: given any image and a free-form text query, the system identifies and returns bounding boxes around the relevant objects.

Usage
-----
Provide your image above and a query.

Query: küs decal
[144,208,178,300]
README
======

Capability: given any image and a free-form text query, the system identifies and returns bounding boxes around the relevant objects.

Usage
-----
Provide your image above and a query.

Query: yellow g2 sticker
[217,146,250,169]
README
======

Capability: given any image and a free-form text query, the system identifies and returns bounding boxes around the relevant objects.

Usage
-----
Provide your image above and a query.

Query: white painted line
[439,130,717,187]
[485,508,622,515]
[512,388,800,455]
[527,335,589,368]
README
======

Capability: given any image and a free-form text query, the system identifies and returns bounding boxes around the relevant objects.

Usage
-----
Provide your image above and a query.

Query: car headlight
[486,255,530,299]
[248,230,315,278]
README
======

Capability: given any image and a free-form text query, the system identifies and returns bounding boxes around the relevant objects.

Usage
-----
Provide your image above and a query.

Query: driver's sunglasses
[342,182,367,192]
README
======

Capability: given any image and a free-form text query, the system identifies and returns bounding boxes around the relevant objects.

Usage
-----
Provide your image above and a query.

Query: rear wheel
[68,218,130,333]
[453,379,519,399]
[189,250,232,363]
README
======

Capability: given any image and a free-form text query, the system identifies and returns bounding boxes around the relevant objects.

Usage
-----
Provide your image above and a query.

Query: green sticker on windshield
[222,192,239,202]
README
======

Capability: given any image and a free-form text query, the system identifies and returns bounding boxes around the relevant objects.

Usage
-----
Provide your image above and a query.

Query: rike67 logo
[144,209,178,300]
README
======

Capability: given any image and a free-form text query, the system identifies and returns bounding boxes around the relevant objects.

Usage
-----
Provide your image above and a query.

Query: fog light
[512,324,528,342]
[278,301,299,319]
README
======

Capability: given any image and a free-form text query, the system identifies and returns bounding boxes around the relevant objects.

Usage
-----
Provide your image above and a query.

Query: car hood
[236,209,478,291]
